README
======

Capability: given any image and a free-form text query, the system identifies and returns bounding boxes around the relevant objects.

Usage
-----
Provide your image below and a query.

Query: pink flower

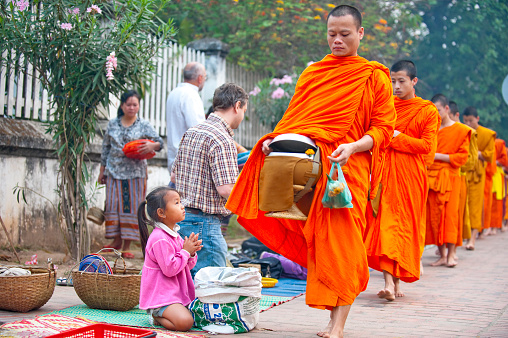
[16,0,29,11]
[279,75,293,84]
[105,52,117,81]
[69,7,80,15]
[86,5,102,14]
[60,23,73,30]
[249,86,261,96]
[271,87,285,99]
[270,78,282,86]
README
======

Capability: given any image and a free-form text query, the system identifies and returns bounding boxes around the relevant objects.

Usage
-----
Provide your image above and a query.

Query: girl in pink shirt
[138,187,202,331]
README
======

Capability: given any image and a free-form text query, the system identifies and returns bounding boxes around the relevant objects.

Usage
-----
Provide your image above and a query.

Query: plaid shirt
[172,113,238,215]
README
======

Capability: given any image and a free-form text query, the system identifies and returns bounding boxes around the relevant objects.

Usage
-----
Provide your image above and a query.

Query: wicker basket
[0,267,56,312]
[72,260,141,311]
[87,207,105,225]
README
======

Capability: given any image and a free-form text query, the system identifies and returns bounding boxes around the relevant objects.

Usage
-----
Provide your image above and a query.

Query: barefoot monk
[426,94,471,267]
[462,106,496,250]
[364,60,440,301]
[226,5,396,338]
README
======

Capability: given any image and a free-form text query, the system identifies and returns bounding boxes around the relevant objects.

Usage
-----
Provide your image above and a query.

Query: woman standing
[98,90,163,258]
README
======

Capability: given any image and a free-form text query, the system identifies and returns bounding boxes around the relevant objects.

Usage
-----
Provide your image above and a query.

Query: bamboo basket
[72,258,141,311]
[0,267,56,312]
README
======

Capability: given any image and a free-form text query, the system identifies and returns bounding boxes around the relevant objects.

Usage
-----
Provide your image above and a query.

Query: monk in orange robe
[463,107,496,250]
[489,139,508,233]
[226,6,396,338]
[482,141,498,236]
[426,94,471,267]
[447,101,477,259]
[364,60,440,301]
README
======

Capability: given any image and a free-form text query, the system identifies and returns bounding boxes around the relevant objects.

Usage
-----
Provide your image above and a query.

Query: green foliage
[161,0,425,75]
[0,0,174,258]
[415,0,508,139]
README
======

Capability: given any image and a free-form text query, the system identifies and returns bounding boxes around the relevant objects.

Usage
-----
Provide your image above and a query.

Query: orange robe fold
[426,123,471,246]
[490,139,508,229]
[467,126,496,231]
[459,129,478,241]
[226,55,396,307]
[364,97,440,282]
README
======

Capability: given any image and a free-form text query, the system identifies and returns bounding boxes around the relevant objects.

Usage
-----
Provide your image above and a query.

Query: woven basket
[72,259,141,311]
[0,267,56,312]
[87,207,105,225]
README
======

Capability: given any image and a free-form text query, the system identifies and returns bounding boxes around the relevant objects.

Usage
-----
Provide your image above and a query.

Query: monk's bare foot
[394,280,404,297]
[430,257,447,266]
[317,319,332,337]
[378,288,395,301]
[491,229,498,235]
[446,257,458,268]
[453,254,459,261]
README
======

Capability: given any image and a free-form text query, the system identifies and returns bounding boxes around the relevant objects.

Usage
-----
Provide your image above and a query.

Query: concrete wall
[0,118,170,252]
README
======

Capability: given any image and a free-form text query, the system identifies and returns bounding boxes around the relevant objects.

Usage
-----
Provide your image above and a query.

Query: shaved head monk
[462,106,496,250]
[489,138,508,234]
[448,101,478,259]
[225,5,396,338]
[364,60,440,301]
[426,94,471,267]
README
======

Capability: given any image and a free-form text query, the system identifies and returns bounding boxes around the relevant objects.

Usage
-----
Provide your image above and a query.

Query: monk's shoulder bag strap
[294,147,321,203]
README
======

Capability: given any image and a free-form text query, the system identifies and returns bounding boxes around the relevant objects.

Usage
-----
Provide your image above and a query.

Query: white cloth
[166,83,205,171]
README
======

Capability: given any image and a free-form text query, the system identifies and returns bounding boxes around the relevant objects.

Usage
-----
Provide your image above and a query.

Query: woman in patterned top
[98,90,163,258]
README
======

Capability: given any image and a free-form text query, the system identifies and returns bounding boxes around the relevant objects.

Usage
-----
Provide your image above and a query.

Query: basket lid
[269,134,317,153]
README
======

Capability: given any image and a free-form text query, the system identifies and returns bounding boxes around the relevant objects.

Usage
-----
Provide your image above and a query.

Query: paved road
[2,232,507,337]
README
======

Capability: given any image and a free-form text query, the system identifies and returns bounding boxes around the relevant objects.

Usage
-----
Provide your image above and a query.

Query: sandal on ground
[122,252,135,259]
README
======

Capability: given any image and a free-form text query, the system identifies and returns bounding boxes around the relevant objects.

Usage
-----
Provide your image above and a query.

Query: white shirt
[166,82,205,170]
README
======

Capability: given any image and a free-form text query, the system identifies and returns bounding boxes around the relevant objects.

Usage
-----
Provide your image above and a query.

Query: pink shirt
[139,227,197,309]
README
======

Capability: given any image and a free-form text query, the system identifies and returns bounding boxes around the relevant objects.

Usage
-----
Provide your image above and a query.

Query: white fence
[1,42,271,148]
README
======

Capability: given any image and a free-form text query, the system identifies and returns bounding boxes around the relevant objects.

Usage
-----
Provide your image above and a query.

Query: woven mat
[261,278,307,297]
[0,314,205,338]
[43,294,299,328]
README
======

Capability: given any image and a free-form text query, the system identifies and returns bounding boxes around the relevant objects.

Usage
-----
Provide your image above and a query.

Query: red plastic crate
[46,323,156,338]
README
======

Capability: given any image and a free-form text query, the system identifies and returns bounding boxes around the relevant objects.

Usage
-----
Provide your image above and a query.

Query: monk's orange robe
[459,129,478,241]
[467,126,496,231]
[483,145,498,230]
[426,123,471,246]
[364,97,440,282]
[490,139,508,229]
[226,55,396,308]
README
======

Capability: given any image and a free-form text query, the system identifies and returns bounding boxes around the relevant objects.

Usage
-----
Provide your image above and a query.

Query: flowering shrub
[249,72,301,128]
[0,0,175,259]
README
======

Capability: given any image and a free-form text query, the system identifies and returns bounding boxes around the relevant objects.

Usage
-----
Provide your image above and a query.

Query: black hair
[206,105,214,119]
[463,106,479,118]
[117,90,141,118]
[391,60,417,80]
[449,101,459,114]
[212,83,249,111]
[138,187,181,258]
[431,93,449,107]
[327,5,362,29]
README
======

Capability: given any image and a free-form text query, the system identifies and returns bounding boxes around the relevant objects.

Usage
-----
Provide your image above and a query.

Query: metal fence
[1,42,270,148]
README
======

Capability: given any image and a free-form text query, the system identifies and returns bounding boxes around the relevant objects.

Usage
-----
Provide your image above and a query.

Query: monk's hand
[328,143,358,166]
[393,130,401,137]
[262,138,274,155]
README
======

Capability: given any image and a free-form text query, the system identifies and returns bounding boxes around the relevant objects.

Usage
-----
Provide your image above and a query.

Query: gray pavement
[2,232,508,337]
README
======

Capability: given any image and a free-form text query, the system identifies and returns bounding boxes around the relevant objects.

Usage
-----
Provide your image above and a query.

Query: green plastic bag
[321,162,353,209]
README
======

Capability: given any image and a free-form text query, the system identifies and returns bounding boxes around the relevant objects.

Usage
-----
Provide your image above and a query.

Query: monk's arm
[481,135,496,163]
[447,132,471,168]
[390,105,440,155]
[328,135,373,166]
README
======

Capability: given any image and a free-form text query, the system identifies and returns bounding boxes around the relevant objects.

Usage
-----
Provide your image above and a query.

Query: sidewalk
[2,232,508,337]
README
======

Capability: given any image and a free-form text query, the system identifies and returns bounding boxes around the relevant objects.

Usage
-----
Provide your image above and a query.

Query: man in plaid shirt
[171,83,248,276]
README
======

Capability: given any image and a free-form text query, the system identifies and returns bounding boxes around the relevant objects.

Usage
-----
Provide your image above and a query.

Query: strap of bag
[294,147,321,203]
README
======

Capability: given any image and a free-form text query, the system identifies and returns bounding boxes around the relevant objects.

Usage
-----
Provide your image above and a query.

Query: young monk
[226,5,396,338]
[364,60,440,301]
[489,139,508,233]
[448,101,477,259]
[426,94,471,267]
[462,107,496,250]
